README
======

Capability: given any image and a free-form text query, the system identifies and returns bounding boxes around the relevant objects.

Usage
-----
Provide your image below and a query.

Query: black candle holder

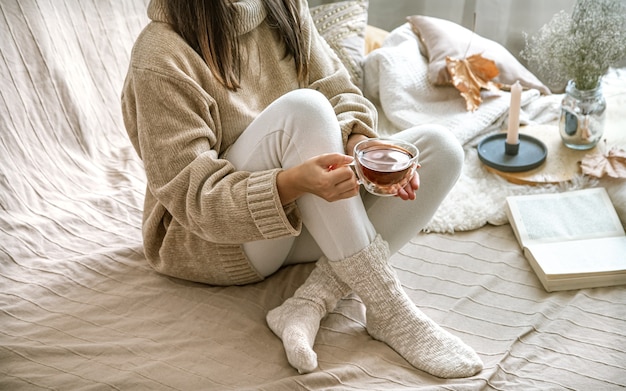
[477,133,547,172]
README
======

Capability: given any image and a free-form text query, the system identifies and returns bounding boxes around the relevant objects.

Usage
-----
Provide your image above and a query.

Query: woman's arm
[123,56,299,244]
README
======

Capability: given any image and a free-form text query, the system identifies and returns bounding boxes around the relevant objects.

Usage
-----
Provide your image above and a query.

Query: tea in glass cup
[353,138,419,196]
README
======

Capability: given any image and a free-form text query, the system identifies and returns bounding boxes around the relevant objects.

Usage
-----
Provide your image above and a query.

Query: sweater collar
[147,0,267,35]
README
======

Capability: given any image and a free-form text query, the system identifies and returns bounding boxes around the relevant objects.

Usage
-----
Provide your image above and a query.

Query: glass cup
[352,138,419,196]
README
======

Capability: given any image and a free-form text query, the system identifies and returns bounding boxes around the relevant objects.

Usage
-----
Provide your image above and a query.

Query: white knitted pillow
[310,0,368,88]
[407,15,550,94]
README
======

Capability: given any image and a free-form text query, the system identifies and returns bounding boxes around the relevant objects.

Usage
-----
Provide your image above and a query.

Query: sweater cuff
[247,170,301,239]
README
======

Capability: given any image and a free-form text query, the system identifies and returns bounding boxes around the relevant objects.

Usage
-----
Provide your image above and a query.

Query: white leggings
[225,89,463,277]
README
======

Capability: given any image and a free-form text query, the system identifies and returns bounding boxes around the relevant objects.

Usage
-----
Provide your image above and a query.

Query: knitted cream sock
[266,257,350,374]
[328,235,483,378]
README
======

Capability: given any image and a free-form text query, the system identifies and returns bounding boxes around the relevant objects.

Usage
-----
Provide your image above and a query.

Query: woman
[121,0,483,378]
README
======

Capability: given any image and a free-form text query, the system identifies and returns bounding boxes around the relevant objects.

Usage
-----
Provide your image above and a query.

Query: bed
[2,0,625,389]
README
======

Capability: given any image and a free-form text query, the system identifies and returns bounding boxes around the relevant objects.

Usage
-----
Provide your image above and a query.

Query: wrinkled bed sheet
[1,1,625,389]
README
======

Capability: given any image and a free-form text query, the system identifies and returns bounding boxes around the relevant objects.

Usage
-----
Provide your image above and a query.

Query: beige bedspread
[1,0,625,389]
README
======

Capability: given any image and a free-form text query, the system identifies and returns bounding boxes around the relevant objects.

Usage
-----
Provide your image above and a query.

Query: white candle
[506,81,522,145]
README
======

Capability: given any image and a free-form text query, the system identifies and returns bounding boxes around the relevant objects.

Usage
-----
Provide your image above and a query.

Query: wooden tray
[484,88,626,185]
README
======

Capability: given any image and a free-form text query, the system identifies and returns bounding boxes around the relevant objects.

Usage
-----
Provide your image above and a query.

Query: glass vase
[559,80,606,150]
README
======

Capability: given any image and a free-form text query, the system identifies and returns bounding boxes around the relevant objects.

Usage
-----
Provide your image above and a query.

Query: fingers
[395,172,420,201]
[410,172,420,191]
[318,153,354,170]
[396,186,412,201]
[325,165,359,201]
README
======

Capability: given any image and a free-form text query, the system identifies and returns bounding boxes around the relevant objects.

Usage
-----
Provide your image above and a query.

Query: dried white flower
[521,0,626,91]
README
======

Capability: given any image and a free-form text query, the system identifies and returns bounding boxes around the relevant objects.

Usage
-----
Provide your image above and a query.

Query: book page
[527,237,626,277]
[507,188,625,246]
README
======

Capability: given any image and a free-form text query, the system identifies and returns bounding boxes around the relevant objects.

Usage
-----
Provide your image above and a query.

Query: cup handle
[346,161,363,185]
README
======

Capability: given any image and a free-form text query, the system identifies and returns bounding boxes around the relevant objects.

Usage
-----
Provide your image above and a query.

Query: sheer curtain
[310,0,576,63]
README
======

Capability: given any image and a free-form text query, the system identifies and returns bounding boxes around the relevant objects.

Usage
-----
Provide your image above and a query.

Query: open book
[505,188,626,292]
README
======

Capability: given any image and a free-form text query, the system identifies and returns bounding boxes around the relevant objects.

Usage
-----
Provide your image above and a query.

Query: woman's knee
[429,126,463,168]
[276,89,342,150]
[281,89,332,110]
[407,125,463,176]
[279,90,338,130]
[393,125,464,190]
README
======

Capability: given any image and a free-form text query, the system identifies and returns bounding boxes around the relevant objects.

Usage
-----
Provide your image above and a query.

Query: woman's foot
[365,287,483,378]
[266,258,350,373]
[328,235,483,378]
[267,298,322,373]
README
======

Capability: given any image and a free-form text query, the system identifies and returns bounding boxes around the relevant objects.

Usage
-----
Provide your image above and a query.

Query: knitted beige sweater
[121,0,378,285]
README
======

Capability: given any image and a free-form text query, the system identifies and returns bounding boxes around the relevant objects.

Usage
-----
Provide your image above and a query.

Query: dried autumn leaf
[580,146,626,178]
[446,53,502,111]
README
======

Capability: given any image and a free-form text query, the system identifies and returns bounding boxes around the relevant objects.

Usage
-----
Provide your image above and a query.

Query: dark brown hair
[166,0,308,91]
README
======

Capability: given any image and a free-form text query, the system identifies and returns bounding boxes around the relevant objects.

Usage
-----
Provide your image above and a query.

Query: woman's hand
[277,153,359,205]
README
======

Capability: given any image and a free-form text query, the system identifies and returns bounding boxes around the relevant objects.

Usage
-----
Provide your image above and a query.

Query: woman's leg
[228,95,463,269]
[320,126,482,378]
[225,89,375,274]
[225,89,364,373]
[286,124,463,261]
[266,256,350,373]
[327,234,483,378]
[362,124,464,254]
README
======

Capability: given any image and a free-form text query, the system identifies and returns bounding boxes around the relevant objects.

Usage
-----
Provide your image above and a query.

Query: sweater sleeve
[122,48,301,244]
[298,0,379,147]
